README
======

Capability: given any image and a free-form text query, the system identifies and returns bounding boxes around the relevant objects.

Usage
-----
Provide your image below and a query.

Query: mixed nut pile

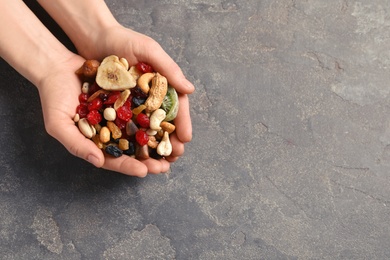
[73,55,179,160]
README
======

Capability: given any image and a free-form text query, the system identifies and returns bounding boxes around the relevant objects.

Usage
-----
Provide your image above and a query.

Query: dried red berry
[76,103,89,118]
[115,117,127,130]
[104,91,121,105]
[78,93,89,103]
[136,113,150,128]
[88,81,101,95]
[136,62,154,73]
[135,130,149,146]
[86,110,102,125]
[88,98,103,111]
[117,105,132,122]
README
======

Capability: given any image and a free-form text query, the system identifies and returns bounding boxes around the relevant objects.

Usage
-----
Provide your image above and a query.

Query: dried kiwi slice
[161,86,179,121]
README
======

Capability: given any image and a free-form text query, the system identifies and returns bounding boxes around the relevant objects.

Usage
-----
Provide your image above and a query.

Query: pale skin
[0,0,194,177]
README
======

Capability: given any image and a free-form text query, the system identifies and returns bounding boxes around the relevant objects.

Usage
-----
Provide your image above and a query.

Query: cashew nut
[149,109,166,130]
[157,131,172,156]
[137,72,155,94]
[147,135,159,149]
[144,73,168,113]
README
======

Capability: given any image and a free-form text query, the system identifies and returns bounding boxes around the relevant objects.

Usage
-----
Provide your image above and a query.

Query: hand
[79,26,195,164]
[37,54,168,177]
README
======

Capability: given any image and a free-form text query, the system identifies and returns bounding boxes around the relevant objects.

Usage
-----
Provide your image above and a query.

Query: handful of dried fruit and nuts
[73,55,179,160]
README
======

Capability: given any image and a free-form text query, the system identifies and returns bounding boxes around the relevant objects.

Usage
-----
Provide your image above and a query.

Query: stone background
[1,0,390,259]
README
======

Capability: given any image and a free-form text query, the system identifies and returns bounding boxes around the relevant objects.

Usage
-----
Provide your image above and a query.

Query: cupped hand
[37,54,169,177]
[79,26,195,162]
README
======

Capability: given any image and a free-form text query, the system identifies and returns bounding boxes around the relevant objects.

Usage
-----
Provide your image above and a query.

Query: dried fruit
[161,86,179,121]
[86,110,102,125]
[136,62,154,73]
[96,55,136,90]
[135,130,149,146]
[136,113,150,128]
[105,145,123,158]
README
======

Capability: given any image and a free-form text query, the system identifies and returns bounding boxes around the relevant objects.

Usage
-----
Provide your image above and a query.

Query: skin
[0,0,194,177]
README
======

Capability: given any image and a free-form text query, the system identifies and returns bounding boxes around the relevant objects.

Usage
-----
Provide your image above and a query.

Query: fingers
[135,36,195,95]
[103,155,148,177]
[174,94,192,143]
[48,121,105,168]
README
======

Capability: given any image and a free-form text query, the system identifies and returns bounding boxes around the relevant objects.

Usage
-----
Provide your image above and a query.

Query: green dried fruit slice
[161,86,179,121]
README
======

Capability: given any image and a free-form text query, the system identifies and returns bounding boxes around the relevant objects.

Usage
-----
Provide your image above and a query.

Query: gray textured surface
[1,0,390,259]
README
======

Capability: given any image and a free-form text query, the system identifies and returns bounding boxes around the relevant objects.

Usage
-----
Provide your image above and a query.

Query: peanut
[144,73,168,113]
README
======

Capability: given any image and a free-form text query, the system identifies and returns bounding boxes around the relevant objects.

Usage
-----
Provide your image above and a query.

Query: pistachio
[78,118,95,139]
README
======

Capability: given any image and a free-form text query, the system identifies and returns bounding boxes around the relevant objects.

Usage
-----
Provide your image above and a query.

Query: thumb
[48,121,105,168]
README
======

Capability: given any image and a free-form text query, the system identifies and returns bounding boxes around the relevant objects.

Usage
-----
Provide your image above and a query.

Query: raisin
[123,142,136,156]
[105,145,123,158]
[132,96,147,107]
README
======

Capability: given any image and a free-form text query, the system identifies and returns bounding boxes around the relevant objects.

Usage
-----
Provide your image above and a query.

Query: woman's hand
[37,54,170,177]
[83,26,195,163]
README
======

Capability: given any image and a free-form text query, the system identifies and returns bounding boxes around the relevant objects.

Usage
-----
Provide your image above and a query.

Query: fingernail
[183,79,195,92]
[87,154,100,167]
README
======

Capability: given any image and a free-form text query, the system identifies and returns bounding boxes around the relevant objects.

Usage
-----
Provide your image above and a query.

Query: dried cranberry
[117,105,132,122]
[88,98,103,111]
[136,62,154,73]
[88,81,101,95]
[135,130,149,146]
[76,103,89,118]
[86,110,102,125]
[115,117,127,130]
[104,91,121,105]
[78,93,89,103]
[136,113,150,128]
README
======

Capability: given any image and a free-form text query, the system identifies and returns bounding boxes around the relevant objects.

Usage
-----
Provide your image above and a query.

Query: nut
[126,120,139,137]
[149,108,166,130]
[78,118,95,139]
[146,129,158,136]
[147,135,158,149]
[103,107,116,121]
[76,60,100,78]
[73,113,80,123]
[136,144,149,160]
[96,55,136,90]
[144,73,168,113]
[157,131,172,156]
[81,82,90,94]
[137,72,155,94]
[99,126,111,143]
[160,121,176,134]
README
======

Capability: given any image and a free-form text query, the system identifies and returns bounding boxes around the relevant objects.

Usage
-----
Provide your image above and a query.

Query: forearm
[37,0,120,59]
[0,0,72,86]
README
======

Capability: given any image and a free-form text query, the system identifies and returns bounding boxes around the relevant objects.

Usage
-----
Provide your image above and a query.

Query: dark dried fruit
[105,145,123,158]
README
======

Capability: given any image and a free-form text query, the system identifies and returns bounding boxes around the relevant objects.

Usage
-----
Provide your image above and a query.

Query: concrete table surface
[1,0,390,259]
